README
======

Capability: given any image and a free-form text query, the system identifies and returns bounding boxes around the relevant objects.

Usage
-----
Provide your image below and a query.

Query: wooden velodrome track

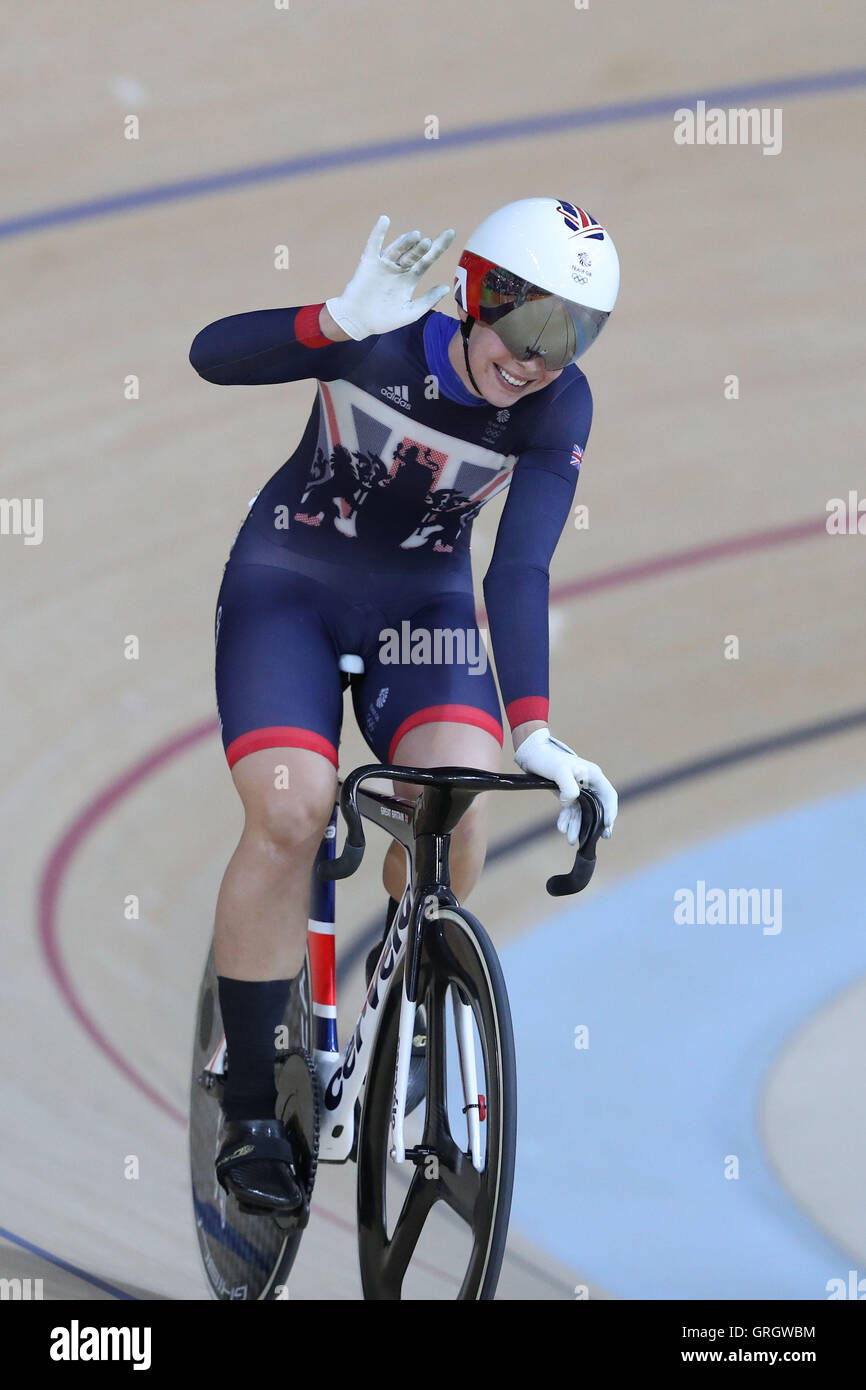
[3,2,864,1299]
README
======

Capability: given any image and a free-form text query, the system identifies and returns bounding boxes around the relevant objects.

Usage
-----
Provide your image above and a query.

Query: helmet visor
[475,265,609,368]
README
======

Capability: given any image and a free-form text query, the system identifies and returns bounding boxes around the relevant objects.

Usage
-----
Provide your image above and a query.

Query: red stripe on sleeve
[505,696,550,730]
[294,303,332,349]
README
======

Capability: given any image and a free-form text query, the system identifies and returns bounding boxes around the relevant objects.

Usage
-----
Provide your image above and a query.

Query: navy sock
[217,976,293,1121]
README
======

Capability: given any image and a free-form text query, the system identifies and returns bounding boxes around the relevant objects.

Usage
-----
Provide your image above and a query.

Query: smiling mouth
[494,363,532,390]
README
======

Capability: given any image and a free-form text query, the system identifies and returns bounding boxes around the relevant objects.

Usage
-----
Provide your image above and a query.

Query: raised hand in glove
[326,215,455,341]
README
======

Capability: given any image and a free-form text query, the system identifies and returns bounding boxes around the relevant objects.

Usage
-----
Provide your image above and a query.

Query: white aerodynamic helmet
[453,197,619,369]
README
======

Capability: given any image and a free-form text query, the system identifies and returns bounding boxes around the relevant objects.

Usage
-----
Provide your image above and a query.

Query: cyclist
[189,197,620,1212]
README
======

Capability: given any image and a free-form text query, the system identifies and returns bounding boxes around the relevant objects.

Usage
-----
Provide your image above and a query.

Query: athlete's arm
[482,452,577,740]
[483,376,618,836]
[482,373,593,745]
[484,451,620,837]
[188,303,374,386]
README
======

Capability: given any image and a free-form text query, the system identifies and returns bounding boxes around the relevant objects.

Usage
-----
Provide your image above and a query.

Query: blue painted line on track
[0,1224,137,1300]
[2,67,864,240]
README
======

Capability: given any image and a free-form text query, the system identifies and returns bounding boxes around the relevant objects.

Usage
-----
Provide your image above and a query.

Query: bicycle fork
[391,897,484,1172]
[451,974,484,1171]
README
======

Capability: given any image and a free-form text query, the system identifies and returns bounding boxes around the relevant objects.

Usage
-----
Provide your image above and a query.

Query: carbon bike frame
[204,766,601,1163]
[309,776,455,1163]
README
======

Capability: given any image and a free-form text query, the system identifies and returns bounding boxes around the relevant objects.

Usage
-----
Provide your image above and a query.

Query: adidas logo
[381,384,411,409]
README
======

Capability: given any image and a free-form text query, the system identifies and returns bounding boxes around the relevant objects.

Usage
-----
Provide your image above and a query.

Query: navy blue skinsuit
[189,303,592,768]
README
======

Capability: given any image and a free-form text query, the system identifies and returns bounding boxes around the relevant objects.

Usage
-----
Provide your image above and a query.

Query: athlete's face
[449,310,564,406]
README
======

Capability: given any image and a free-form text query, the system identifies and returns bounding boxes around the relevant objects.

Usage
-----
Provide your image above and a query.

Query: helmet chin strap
[460,316,486,398]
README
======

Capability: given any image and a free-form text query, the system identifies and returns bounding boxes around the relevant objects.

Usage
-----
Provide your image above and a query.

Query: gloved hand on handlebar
[326,215,456,340]
[513,728,618,844]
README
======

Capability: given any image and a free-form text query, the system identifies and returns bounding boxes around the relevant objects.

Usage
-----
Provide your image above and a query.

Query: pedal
[273,1199,311,1232]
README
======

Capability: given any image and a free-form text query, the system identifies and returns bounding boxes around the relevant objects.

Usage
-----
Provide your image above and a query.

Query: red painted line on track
[37,718,216,1127]
[476,516,827,623]
[550,516,826,602]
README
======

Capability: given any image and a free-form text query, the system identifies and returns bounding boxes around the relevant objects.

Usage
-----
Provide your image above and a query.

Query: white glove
[514,728,617,844]
[326,215,455,340]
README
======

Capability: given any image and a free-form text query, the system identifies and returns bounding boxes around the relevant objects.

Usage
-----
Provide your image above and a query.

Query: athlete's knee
[232,749,336,858]
[247,791,333,857]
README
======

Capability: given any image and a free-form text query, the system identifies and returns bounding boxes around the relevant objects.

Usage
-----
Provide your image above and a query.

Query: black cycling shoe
[366,907,426,1116]
[215,1117,306,1215]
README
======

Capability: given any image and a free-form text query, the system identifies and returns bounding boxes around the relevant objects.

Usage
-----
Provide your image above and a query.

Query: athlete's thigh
[389,720,502,816]
[215,561,344,773]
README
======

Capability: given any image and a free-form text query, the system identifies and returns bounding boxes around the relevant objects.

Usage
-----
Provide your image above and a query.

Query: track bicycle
[189,760,605,1300]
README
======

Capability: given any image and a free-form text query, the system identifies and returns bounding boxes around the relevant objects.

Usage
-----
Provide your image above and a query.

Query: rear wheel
[356,905,517,1300]
[189,945,317,1300]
